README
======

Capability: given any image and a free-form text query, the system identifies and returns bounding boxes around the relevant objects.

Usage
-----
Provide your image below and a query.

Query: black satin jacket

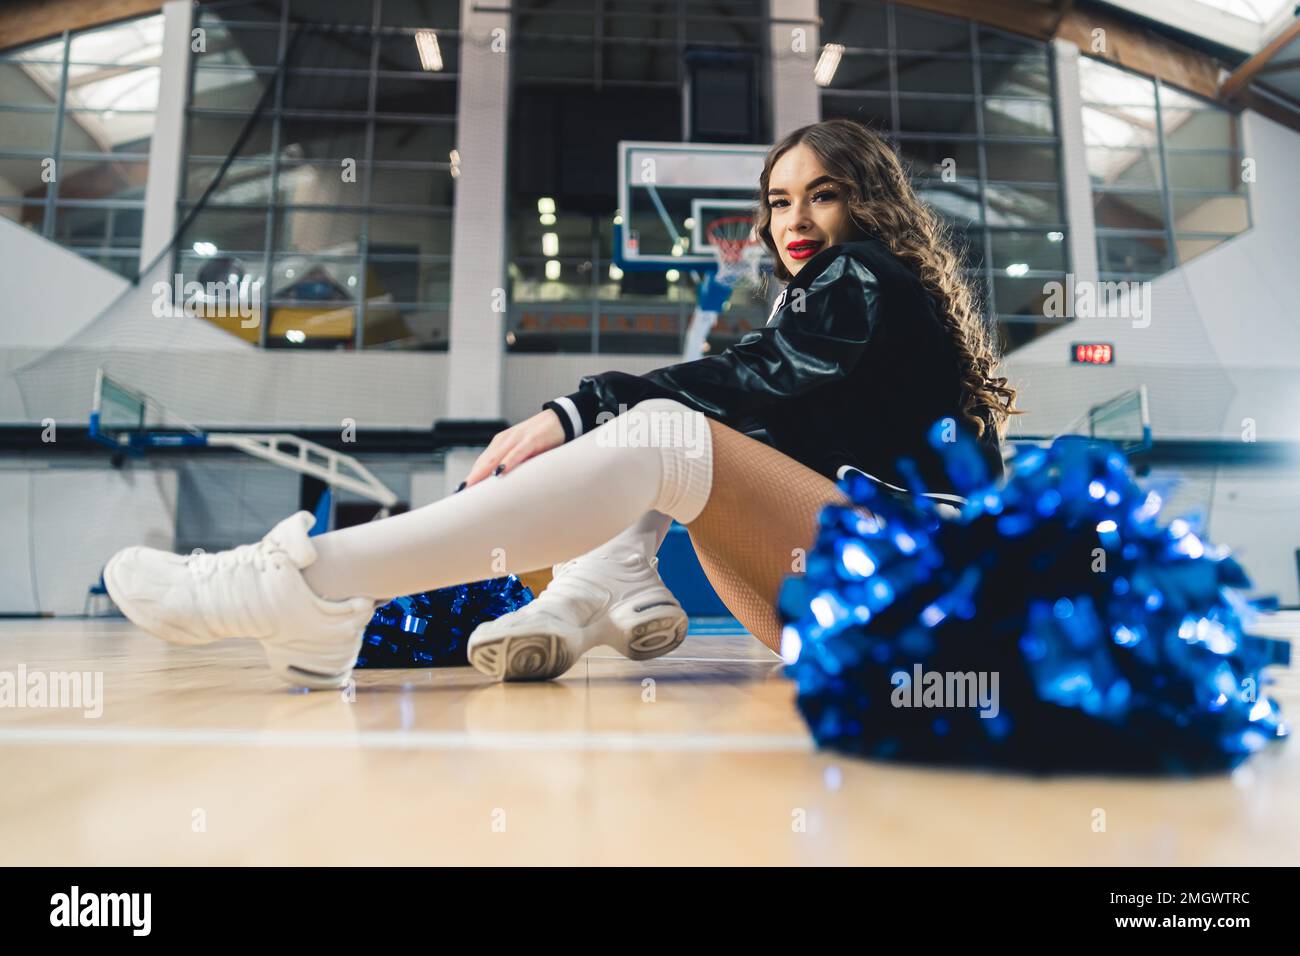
[542,238,1004,496]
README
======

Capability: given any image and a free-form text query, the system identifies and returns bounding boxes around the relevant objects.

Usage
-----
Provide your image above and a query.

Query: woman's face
[766,143,862,277]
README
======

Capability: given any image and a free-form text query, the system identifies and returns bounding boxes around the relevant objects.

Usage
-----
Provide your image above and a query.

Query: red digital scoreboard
[1071,342,1114,365]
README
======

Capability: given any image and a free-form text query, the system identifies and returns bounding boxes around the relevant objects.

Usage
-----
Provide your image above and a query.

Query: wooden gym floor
[0,615,1297,866]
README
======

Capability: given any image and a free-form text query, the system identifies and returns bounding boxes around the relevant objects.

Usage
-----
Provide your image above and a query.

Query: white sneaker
[467,551,688,682]
[103,512,377,690]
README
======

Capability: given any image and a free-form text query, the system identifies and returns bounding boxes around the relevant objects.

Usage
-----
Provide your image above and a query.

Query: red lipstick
[786,239,822,260]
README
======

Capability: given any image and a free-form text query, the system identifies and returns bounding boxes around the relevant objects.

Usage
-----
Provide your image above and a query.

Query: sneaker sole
[617,606,690,661]
[468,632,576,682]
[468,605,689,682]
[263,646,355,691]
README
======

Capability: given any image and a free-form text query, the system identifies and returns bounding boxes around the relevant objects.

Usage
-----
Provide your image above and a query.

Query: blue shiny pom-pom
[354,575,534,668]
[779,426,1290,775]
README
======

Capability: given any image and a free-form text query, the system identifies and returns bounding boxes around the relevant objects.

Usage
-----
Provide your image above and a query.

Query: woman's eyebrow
[766,175,836,196]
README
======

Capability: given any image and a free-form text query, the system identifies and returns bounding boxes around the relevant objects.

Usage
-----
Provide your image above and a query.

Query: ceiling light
[814,44,845,87]
[414,30,443,71]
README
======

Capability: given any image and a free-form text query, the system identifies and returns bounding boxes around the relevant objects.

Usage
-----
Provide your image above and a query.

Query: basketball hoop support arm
[205,432,399,509]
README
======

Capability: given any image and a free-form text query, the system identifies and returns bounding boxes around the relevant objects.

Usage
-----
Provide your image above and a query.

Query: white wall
[0,461,178,615]
[503,353,672,423]
[0,472,38,613]
[0,217,130,350]
[10,341,452,429]
[770,0,820,139]
[1003,108,1300,443]
[0,218,132,422]
[139,1,193,268]
[445,0,510,419]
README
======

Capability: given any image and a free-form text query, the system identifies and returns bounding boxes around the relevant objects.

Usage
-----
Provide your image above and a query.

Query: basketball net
[683,215,763,361]
[705,215,763,291]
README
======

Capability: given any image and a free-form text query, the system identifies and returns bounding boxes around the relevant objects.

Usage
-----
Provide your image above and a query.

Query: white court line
[0,727,813,753]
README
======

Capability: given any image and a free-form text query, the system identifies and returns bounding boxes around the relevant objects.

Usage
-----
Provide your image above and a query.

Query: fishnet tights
[685,419,866,654]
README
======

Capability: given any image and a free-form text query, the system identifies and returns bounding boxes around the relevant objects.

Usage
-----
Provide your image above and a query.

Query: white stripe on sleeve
[554,395,585,439]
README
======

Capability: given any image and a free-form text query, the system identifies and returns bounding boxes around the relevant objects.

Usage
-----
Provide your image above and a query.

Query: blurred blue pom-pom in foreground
[355,575,534,668]
[779,425,1290,774]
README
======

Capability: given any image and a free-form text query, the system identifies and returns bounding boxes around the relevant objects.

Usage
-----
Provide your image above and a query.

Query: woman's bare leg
[685,419,857,653]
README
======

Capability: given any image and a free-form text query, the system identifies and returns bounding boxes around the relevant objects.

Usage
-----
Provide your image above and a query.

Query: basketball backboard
[87,367,398,509]
[89,368,206,453]
[90,369,151,452]
[1088,385,1152,454]
[616,141,770,271]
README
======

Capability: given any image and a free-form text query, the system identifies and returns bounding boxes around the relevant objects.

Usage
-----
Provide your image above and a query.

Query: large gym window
[505,0,770,355]
[0,15,163,279]
[178,0,459,350]
[818,0,1070,353]
[1079,56,1250,284]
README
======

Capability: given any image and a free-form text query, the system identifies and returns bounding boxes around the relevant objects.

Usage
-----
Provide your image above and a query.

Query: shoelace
[189,538,285,578]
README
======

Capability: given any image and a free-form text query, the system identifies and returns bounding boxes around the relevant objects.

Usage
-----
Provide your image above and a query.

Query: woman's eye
[769,192,833,208]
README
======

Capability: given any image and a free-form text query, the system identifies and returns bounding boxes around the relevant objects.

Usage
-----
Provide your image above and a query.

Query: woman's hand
[463,409,567,488]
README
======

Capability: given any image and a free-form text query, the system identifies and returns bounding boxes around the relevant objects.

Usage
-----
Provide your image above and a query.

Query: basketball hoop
[705,215,762,289]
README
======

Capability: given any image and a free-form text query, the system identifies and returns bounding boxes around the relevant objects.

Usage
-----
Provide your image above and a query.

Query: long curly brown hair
[755,118,1020,442]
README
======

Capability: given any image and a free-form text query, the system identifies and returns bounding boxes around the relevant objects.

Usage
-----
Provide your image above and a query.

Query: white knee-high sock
[302,399,713,601]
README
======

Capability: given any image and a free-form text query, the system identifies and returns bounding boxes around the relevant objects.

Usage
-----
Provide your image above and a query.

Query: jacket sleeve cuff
[542,390,601,442]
